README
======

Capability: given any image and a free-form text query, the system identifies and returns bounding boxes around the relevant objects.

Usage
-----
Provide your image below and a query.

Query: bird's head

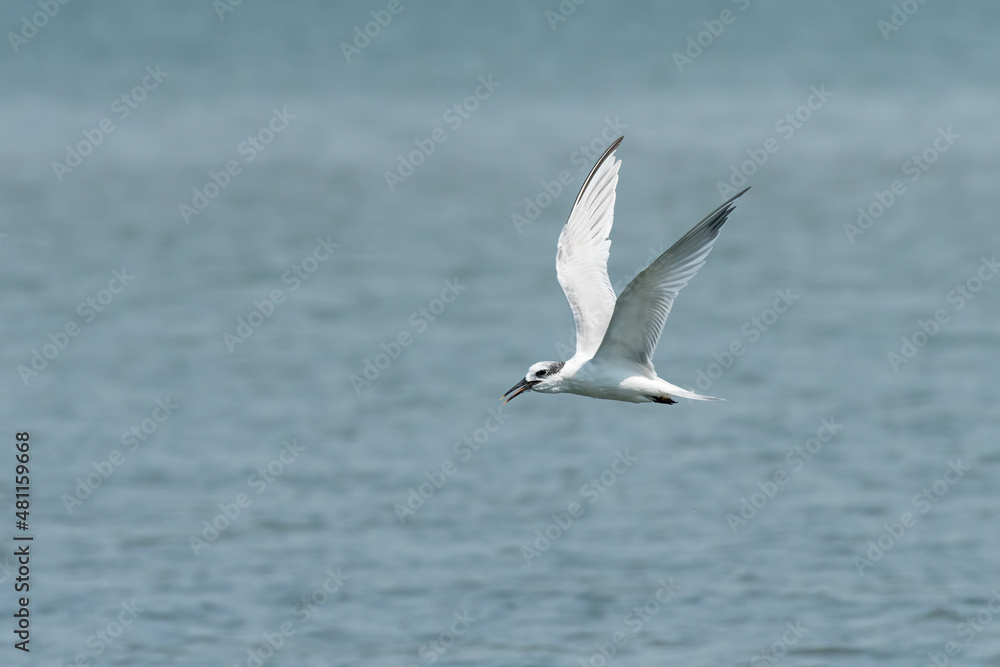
[502,361,566,403]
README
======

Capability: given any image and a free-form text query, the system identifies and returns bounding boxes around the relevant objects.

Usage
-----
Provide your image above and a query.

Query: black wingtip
[723,186,750,208]
[683,186,749,242]
[572,136,625,208]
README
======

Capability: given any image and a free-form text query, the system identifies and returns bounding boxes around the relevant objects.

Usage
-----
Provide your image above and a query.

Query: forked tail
[661,382,724,402]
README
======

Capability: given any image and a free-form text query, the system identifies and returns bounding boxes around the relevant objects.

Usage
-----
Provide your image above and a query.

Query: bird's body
[503,136,748,406]
[530,356,704,404]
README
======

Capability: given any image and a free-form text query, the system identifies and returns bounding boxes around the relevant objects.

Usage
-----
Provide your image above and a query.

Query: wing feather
[592,187,749,375]
[555,137,623,359]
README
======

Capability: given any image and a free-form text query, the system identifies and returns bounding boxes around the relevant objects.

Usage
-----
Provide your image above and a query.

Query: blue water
[2,1,1000,665]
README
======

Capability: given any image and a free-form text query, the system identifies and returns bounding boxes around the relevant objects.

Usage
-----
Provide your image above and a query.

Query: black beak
[502,378,538,404]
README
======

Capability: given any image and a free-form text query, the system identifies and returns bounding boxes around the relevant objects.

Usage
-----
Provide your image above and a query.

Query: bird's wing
[591,187,749,376]
[555,136,623,359]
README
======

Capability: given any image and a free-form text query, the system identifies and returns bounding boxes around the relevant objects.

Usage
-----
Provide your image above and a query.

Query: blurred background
[1,1,998,665]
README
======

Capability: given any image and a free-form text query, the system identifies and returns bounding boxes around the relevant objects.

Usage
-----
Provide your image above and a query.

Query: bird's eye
[536,370,547,377]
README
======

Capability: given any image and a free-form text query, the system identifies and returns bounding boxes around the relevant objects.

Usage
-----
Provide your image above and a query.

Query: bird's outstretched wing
[592,187,749,376]
[556,136,623,359]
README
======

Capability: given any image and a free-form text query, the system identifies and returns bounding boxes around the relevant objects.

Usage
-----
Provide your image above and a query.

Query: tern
[503,136,748,405]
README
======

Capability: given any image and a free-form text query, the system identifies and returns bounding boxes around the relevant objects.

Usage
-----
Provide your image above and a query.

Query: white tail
[661,381,724,402]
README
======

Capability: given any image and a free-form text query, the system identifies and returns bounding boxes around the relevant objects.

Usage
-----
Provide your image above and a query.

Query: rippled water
[2,2,999,665]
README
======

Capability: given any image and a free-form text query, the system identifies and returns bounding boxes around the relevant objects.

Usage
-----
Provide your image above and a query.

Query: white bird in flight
[503,136,748,405]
